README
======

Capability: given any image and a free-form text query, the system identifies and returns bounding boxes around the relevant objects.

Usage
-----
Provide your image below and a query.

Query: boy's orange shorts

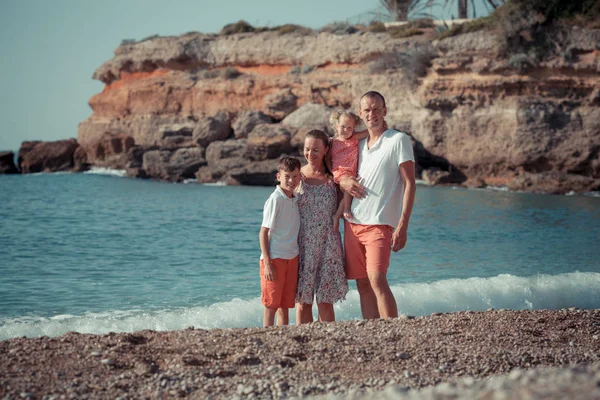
[260,256,299,309]
[344,221,393,280]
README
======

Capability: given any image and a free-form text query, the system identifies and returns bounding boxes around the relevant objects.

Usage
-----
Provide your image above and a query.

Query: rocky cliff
[73,25,599,193]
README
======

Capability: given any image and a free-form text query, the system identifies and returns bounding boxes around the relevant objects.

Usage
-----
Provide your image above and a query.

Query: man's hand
[391,227,408,252]
[263,261,276,281]
[339,176,366,199]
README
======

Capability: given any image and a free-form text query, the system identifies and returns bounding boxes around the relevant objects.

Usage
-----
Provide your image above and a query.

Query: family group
[259,91,416,326]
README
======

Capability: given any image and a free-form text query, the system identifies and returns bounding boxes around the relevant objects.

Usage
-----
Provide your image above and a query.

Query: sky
[0,0,491,152]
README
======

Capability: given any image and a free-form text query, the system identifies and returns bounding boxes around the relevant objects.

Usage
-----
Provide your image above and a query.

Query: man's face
[359,95,387,131]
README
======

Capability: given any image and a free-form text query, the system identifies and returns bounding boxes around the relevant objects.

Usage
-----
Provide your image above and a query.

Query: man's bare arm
[392,161,416,252]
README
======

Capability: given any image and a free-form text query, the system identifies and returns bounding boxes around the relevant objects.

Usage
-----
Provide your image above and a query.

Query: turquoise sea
[1,170,599,340]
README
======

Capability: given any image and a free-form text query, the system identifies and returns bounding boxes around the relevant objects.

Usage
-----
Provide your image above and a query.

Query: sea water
[0,171,599,340]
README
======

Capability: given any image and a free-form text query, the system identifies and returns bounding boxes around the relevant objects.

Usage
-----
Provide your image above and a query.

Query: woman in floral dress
[295,129,348,324]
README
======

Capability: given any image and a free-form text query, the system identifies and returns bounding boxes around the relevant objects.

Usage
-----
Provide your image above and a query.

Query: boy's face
[277,168,301,195]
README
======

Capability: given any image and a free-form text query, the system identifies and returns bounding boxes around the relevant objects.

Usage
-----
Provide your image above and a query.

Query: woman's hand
[332,213,342,232]
[339,176,366,199]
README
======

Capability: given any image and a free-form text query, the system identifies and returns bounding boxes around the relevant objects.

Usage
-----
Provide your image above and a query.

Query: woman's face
[303,137,328,165]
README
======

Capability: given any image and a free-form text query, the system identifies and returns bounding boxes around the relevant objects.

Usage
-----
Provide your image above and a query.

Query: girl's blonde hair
[329,110,360,132]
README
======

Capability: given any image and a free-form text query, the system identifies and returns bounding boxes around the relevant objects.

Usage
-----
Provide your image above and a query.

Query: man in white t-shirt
[340,91,416,319]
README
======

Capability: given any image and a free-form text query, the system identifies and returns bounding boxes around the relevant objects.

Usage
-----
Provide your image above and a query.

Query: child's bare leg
[342,191,353,220]
[276,308,289,326]
[263,307,277,327]
[296,303,314,325]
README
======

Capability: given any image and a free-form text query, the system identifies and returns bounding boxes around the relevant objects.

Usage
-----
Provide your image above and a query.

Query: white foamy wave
[415,179,429,186]
[1,272,598,340]
[203,181,227,186]
[485,185,510,192]
[584,191,600,198]
[83,167,127,177]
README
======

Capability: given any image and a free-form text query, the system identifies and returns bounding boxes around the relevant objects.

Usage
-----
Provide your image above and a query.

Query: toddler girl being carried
[329,110,369,224]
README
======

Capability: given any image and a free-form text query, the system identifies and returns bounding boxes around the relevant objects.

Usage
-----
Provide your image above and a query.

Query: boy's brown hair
[277,157,301,173]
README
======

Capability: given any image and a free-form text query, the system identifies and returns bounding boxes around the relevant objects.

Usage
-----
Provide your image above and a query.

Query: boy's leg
[342,191,353,220]
[263,307,277,327]
[281,256,299,325]
[276,308,289,326]
[261,259,285,325]
[317,303,335,322]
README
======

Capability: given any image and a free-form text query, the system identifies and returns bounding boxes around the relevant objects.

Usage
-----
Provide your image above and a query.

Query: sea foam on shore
[1,271,598,340]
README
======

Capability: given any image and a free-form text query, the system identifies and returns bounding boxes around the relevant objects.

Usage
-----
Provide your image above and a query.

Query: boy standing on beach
[259,157,302,327]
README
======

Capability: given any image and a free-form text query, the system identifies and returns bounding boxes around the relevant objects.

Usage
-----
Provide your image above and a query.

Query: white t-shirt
[350,129,415,227]
[261,186,300,260]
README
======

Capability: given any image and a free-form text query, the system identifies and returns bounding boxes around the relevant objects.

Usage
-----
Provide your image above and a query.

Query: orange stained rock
[236,65,293,75]
[102,70,170,93]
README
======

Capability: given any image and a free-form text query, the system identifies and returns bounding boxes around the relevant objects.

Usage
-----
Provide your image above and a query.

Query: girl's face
[303,137,328,166]
[336,115,356,140]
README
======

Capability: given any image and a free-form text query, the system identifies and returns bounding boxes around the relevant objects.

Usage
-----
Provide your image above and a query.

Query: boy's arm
[259,227,275,281]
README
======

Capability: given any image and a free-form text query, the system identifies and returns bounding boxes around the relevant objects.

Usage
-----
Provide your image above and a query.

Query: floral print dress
[295,176,348,305]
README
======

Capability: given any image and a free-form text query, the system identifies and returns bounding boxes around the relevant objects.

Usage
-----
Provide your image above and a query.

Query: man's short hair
[360,91,386,108]
[277,157,301,173]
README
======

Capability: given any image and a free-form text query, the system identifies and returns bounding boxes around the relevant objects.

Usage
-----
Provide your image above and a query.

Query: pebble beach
[2,309,599,399]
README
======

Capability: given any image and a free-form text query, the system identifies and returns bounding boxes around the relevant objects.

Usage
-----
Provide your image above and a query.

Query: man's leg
[356,278,380,319]
[363,225,396,318]
[367,271,398,318]
[345,221,378,319]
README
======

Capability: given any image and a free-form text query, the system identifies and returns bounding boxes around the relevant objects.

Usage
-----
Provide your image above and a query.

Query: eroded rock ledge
[5,27,599,194]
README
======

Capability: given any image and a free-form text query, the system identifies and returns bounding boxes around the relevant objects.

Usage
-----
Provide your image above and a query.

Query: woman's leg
[296,303,314,325]
[317,302,335,322]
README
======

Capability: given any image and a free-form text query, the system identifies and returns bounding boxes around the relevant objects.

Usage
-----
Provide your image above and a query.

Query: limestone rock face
[193,112,233,147]
[232,111,274,139]
[142,147,206,182]
[0,152,18,174]
[18,140,80,174]
[246,125,293,161]
[76,27,600,193]
[281,103,333,133]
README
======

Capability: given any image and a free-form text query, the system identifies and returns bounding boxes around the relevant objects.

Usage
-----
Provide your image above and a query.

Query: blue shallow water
[0,172,599,339]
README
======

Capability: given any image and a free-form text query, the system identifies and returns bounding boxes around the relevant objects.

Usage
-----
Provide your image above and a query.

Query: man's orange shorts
[344,221,393,280]
[260,256,298,309]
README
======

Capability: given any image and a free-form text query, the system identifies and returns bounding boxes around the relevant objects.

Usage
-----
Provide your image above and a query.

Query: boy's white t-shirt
[351,129,415,228]
[261,186,300,260]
